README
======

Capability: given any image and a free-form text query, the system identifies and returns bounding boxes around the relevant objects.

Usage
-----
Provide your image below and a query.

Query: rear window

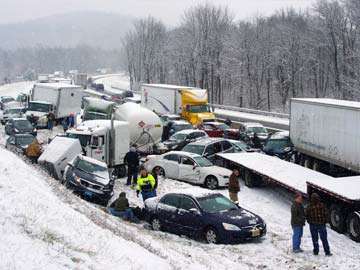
[164,154,179,162]
[174,124,193,132]
[182,144,205,155]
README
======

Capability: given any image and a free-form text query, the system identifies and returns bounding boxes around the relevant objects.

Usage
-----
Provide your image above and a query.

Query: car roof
[162,151,202,158]
[173,129,205,135]
[185,137,227,146]
[164,188,219,199]
[242,122,264,127]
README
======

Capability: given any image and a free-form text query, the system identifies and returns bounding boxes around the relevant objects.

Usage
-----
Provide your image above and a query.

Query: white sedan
[143,151,231,189]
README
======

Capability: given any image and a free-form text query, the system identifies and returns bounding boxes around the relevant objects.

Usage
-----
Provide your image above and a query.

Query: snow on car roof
[186,137,225,145]
[242,122,265,127]
[174,129,205,135]
[172,188,219,198]
[79,155,108,168]
[292,98,360,110]
[164,151,202,158]
[307,176,360,201]
[269,131,289,139]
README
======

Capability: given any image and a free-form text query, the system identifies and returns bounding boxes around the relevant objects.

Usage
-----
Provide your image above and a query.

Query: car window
[8,136,15,144]
[213,142,222,153]
[179,196,198,211]
[203,124,214,131]
[205,144,216,156]
[187,133,195,140]
[195,132,206,138]
[160,194,180,208]
[164,154,179,162]
[221,140,232,151]
[181,157,195,166]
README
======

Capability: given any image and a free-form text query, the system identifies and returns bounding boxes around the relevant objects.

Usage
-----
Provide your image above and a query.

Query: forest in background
[123,0,360,112]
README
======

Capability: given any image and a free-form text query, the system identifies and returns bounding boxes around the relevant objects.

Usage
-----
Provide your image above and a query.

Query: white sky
[1,0,316,25]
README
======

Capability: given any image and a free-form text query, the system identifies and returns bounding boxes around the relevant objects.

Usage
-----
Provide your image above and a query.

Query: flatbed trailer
[218,152,360,242]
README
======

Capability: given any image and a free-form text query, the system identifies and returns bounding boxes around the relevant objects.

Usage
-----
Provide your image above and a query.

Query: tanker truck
[82,97,164,154]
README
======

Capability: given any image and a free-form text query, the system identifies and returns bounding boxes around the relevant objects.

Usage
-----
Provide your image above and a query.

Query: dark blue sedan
[144,190,266,244]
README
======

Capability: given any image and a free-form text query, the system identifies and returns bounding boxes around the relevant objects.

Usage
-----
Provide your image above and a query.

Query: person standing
[47,111,55,131]
[124,146,139,186]
[136,167,156,202]
[68,113,75,127]
[29,114,37,126]
[291,192,306,253]
[62,117,69,133]
[151,167,160,194]
[252,133,262,149]
[306,193,332,256]
[228,168,240,202]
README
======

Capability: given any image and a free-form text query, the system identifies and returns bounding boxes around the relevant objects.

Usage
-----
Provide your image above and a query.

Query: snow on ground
[0,81,33,98]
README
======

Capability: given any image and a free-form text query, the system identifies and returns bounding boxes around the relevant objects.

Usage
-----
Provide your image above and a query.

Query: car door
[205,142,221,163]
[6,136,16,152]
[178,156,201,184]
[176,196,203,236]
[162,154,180,179]
[157,194,181,232]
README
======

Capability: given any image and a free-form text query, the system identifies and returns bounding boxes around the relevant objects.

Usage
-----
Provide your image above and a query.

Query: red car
[196,122,232,137]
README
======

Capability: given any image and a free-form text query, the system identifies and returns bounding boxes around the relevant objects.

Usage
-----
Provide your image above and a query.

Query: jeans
[48,120,54,130]
[109,207,138,222]
[292,226,303,251]
[141,190,157,202]
[127,167,138,185]
[310,224,330,255]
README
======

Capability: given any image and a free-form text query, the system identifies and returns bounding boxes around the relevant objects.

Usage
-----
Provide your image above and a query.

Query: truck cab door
[90,135,105,162]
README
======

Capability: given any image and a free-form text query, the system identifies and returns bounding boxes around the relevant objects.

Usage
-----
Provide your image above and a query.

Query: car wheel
[151,217,161,231]
[204,176,218,190]
[204,227,219,244]
[157,167,165,177]
[329,204,345,233]
[347,212,360,242]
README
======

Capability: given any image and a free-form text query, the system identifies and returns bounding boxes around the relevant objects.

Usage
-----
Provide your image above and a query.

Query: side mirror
[67,162,73,167]
[189,208,200,215]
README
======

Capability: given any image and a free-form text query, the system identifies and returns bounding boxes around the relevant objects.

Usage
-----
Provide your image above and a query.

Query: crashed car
[163,129,208,151]
[5,134,36,155]
[144,189,266,244]
[262,131,293,160]
[5,118,37,136]
[63,155,114,206]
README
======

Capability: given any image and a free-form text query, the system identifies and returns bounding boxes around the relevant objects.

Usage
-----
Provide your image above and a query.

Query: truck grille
[80,179,102,190]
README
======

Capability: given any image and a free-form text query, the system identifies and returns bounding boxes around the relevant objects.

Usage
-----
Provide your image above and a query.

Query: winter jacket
[162,126,170,142]
[124,151,139,169]
[228,173,240,193]
[114,192,130,211]
[47,112,55,121]
[291,202,306,227]
[252,135,262,149]
[306,202,328,225]
[151,170,159,189]
[26,140,41,157]
[136,173,156,192]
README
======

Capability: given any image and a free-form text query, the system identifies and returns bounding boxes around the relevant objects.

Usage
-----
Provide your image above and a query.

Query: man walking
[136,167,156,202]
[47,111,55,131]
[291,192,306,253]
[228,168,240,202]
[124,146,139,186]
[306,193,332,256]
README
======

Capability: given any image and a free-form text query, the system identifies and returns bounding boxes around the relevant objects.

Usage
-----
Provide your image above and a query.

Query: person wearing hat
[124,146,139,186]
[109,192,138,222]
[306,193,332,256]
[291,192,306,253]
[228,168,240,202]
[136,166,156,202]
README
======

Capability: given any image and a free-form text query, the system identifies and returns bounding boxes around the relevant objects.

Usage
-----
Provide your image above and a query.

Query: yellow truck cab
[140,84,215,125]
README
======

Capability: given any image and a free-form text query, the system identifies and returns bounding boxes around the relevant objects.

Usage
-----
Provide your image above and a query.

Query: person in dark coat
[291,192,306,253]
[124,146,139,185]
[109,192,138,222]
[252,133,262,149]
[151,166,160,190]
[228,168,240,202]
[306,193,332,256]
[225,117,232,127]
[62,117,69,133]
[47,111,55,131]
[162,121,173,142]
[28,114,37,126]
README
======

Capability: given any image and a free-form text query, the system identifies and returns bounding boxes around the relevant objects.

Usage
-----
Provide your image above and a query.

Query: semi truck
[73,73,88,89]
[140,84,215,125]
[25,83,83,127]
[218,152,360,242]
[66,119,130,177]
[290,98,360,175]
[82,98,164,154]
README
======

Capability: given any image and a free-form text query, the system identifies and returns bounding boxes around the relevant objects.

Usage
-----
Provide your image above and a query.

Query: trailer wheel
[299,154,305,166]
[304,157,313,169]
[329,204,345,233]
[244,170,254,188]
[313,160,321,172]
[347,212,360,242]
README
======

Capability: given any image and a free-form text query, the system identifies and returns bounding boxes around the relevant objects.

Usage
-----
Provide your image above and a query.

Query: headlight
[222,223,241,231]
[284,147,291,152]
[14,128,19,132]
[75,178,81,183]
[34,128,37,132]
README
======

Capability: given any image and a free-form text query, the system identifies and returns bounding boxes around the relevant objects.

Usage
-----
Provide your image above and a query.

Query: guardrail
[210,104,289,119]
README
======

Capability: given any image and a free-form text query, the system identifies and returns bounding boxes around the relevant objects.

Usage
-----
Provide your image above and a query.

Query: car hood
[209,208,263,227]
[74,168,110,186]
[225,129,239,134]
[203,165,232,176]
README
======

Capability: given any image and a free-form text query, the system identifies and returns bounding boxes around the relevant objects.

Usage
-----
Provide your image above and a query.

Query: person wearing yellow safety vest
[136,166,157,202]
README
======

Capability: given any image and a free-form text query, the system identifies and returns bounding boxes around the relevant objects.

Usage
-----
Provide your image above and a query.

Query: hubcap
[350,218,360,237]
[331,210,340,227]
[159,168,165,177]
[152,219,161,231]
[207,178,217,189]
[206,229,217,244]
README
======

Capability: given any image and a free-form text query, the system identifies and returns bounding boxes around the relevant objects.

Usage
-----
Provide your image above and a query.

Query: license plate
[251,229,260,237]
[84,191,93,197]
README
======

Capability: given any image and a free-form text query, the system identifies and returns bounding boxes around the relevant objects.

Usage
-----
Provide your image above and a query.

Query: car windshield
[28,102,51,112]
[216,123,229,130]
[182,144,205,155]
[16,136,35,145]
[232,141,250,151]
[67,133,91,147]
[76,159,109,181]
[198,194,238,213]
[174,124,193,132]
[170,133,187,141]
[189,105,210,113]
[193,156,213,167]
[247,126,267,134]
[5,108,22,114]
[265,138,291,148]
[14,120,33,129]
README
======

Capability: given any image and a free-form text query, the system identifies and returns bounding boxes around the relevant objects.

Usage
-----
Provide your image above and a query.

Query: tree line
[122,0,360,112]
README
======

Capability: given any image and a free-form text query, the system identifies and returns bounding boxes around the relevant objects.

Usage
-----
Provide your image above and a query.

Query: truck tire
[329,204,345,233]
[313,160,321,172]
[299,154,305,167]
[114,165,126,178]
[347,212,360,242]
[244,170,254,188]
[304,157,313,169]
